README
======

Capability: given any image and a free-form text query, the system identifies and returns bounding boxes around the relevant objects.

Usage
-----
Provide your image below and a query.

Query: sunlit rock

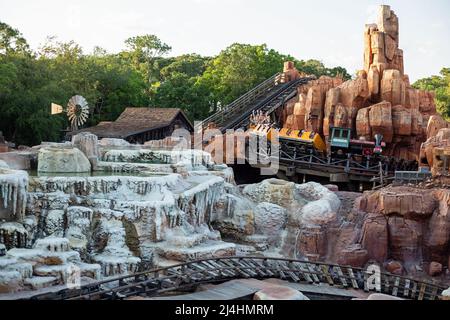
[38,146,91,173]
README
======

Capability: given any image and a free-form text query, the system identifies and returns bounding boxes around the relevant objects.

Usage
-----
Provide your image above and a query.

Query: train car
[248,124,327,155]
[278,128,327,155]
[329,127,385,159]
[249,124,387,166]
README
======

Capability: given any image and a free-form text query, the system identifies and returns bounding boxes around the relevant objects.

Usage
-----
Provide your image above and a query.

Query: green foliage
[123,35,171,86]
[295,59,351,80]
[0,22,30,55]
[0,21,352,146]
[198,43,291,108]
[413,68,450,119]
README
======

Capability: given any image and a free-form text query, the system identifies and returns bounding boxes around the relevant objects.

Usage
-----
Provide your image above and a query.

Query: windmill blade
[67,95,89,130]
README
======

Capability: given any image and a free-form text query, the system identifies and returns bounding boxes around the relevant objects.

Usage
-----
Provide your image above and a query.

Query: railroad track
[27,257,446,300]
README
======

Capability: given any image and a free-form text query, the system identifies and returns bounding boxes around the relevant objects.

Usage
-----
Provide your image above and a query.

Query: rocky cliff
[281,5,449,162]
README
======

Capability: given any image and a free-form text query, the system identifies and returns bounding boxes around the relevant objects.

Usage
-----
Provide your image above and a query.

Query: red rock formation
[279,5,448,162]
[419,128,450,176]
[276,185,449,282]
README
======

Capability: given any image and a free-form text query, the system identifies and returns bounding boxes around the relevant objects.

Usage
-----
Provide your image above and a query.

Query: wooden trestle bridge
[28,257,446,300]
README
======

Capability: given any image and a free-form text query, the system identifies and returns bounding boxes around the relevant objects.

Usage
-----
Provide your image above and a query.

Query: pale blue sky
[0,0,448,81]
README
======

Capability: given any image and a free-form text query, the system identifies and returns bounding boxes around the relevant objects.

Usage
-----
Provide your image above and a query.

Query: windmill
[51,95,90,131]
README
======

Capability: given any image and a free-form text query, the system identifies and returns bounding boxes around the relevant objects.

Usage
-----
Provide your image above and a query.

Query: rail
[27,256,446,301]
[198,73,282,130]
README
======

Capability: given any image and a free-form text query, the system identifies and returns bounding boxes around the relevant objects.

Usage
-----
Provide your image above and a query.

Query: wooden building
[69,107,193,144]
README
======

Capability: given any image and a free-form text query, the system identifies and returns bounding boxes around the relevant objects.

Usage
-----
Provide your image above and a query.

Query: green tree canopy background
[0,21,360,146]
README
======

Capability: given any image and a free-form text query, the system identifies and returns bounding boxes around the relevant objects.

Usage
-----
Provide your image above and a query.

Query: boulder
[323,88,340,137]
[418,90,436,114]
[254,203,287,245]
[385,260,403,275]
[0,151,36,170]
[405,88,419,111]
[338,75,370,109]
[388,216,423,262]
[368,65,380,99]
[305,87,325,132]
[0,160,8,169]
[442,287,450,300]
[333,104,349,129]
[381,69,406,106]
[368,101,393,143]
[378,189,436,218]
[338,245,368,267]
[425,190,450,258]
[428,261,442,276]
[71,132,99,168]
[411,109,423,136]
[254,286,309,300]
[392,105,411,136]
[363,293,404,300]
[243,179,296,207]
[98,138,130,147]
[427,115,448,139]
[0,270,22,293]
[356,107,371,138]
[38,146,91,173]
[360,213,388,263]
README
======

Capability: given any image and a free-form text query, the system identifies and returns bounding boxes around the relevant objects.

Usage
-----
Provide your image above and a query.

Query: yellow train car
[278,128,327,153]
[248,125,327,154]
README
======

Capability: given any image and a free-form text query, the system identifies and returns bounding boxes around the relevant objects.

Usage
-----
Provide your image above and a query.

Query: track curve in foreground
[28,256,446,300]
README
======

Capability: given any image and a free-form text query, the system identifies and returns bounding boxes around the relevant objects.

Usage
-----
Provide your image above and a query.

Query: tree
[123,35,171,85]
[295,59,351,80]
[153,55,213,121]
[160,54,210,81]
[0,21,353,146]
[198,43,292,110]
[154,72,211,121]
[0,21,30,55]
[413,68,450,118]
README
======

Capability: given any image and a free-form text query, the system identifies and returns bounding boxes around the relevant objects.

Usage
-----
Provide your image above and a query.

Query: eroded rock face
[72,132,99,168]
[243,179,296,207]
[254,203,287,245]
[213,180,342,261]
[38,146,91,173]
[280,5,447,162]
[0,169,28,221]
[354,186,450,275]
[419,128,450,176]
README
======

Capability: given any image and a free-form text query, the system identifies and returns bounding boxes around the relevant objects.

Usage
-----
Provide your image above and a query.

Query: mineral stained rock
[0,133,247,293]
[419,128,450,176]
[38,146,91,173]
[0,169,28,221]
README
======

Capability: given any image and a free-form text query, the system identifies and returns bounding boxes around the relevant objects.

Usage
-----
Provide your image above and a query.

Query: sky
[0,0,448,82]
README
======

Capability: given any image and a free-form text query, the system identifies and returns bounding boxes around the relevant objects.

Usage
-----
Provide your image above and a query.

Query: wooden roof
[73,107,193,138]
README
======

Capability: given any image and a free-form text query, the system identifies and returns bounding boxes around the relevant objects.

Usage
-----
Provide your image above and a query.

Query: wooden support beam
[403,279,410,298]
[321,265,334,285]
[410,281,417,299]
[333,266,348,288]
[346,268,359,289]
[418,283,427,300]
[392,277,400,296]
